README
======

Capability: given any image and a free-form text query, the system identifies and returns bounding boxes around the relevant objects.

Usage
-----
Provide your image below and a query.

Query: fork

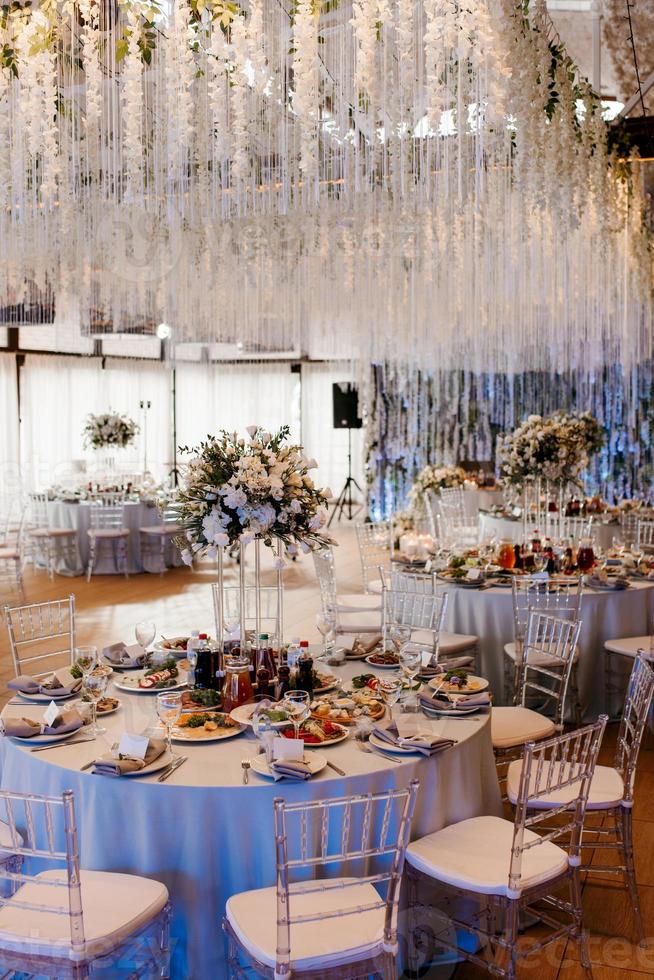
[355,739,402,763]
[241,759,251,784]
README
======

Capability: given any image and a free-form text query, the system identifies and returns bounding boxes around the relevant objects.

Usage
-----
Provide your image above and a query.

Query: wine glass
[252,705,275,762]
[399,642,422,712]
[389,624,412,655]
[156,691,183,758]
[84,671,108,736]
[281,690,310,741]
[74,646,98,695]
[377,676,403,713]
[136,621,156,668]
[315,608,336,661]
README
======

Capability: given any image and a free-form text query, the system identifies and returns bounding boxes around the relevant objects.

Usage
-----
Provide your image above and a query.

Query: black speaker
[332,383,363,429]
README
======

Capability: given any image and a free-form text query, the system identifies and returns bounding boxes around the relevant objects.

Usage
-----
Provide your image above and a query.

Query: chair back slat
[4,595,76,678]
[511,577,582,647]
[355,522,391,593]
[509,717,607,896]
[273,782,419,975]
[614,654,654,802]
[636,519,654,551]
[89,502,125,529]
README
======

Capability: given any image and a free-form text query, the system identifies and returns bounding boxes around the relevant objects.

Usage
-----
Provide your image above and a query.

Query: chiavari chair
[139,502,183,574]
[4,595,75,679]
[86,501,130,580]
[26,492,78,579]
[355,521,391,594]
[312,547,381,635]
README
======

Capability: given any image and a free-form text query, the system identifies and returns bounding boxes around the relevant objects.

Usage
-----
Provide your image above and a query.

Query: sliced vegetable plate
[280,720,349,747]
[229,703,290,730]
[113,669,187,694]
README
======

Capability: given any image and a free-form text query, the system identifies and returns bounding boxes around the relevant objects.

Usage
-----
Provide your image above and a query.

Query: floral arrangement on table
[82,411,139,450]
[407,464,467,510]
[176,425,332,565]
[498,412,604,490]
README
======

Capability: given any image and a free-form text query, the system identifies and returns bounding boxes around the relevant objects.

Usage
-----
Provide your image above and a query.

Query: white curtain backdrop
[0,354,19,495]
[174,362,301,451]
[20,355,172,489]
[301,363,365,503]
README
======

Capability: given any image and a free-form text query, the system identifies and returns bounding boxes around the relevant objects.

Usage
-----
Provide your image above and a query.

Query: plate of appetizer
[152,636,208,658]
[12,727,87,745]
[428,669,489,695]
[249,752,327,780]
[229,702,291,730]
[287,670,341,694]
[170,711,245,742]
[311,692,385,725]
[280,718,349,747]
[365,652,400,669]
[113,659,187,693]
[75,695,121,716]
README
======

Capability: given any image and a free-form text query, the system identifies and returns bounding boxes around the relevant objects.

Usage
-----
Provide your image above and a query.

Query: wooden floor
[1,523,653,980]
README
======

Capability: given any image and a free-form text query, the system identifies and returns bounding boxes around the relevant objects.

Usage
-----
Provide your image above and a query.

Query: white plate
[169,719,246,743]
[278,724,349,748]
[369,732,425,755]
[314,675,341,694]
[364,655,400,670]
[113,669,187,694]
[229,703,290,730]
[102,657,143,671]
[122,750,175,777]
[428,674,489,695]
[12,727,85,745]
[422,702,483,717]
[249,751,327,779]
[152,636,195,658]
[14,689,79,703]
[72,698,121,717]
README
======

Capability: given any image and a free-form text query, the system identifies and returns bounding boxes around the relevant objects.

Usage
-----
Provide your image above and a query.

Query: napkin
[102,643,145,668]
[371,721,454,756]
[418,655,474,678]
[91,738,166,777]
[8,668,82,697]
[1,709,83,738]
[420,690,491,712]
[269,758,313,781]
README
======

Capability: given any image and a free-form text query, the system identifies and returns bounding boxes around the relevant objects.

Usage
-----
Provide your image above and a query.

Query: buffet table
[0,659,501,979]
[478,510,617,551]
[443,578,654,718]
[45,500,181,575]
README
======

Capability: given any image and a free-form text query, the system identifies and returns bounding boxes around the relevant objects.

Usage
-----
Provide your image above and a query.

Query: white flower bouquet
[176,425,332,565]
[83,411,139,450]
[498,412,603,489]
[408,463,467,508]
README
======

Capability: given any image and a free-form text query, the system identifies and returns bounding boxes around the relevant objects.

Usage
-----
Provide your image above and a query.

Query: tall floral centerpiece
[498,412,604,537]
[83,411,139,450]
[408,463,467,530]
[176,425,331,652]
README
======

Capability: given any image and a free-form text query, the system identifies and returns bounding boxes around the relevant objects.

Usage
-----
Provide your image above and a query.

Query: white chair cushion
[491,706,556,750]
[503,641,576,668]
[604,637,653,659]
[506,760,625,811]
[87,528,129,538]
[0,549,19,560]
[336,594,381,613]
[366,580,383,595]
[336,611,382,634]
[226,878,385,971]
[440,632,477,655]
[140,524,183,535]
[29,528,76,539]
[0,869,168,962]
[406,815,568,897]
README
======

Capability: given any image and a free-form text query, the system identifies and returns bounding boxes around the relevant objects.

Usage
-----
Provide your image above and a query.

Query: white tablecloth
[478,511,618,552]
[462,488,504,522]
[443,579,654,719]
[46,500,180,575]
[0,659,501,979]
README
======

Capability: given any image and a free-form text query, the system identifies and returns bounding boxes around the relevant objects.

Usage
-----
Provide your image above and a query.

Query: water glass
[315,609,336,661]
[399,642,422,712]
[281,690,311,741]
[84,672,109,735]
[74,646,98,700]
[377,676,403,712]
[156,691,183,757]
[389,624,412,655]
[135,621,157,651]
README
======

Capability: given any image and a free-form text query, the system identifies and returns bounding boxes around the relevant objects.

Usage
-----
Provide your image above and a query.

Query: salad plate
[250,752,327,779]
[169,712,245,742]
[229,702,290,730]
[428,672,489,695]
[113,666,187,693]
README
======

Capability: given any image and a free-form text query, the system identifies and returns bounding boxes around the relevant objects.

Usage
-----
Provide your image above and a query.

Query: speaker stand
[328,427,363,527]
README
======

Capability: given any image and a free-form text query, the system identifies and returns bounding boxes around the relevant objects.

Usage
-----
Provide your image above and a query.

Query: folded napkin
[102,643,145,668]
[269,758,313,781]
[420,690,491,712]
[419,655,475,678]
[91,738,166,777]
[1,709,84,738]
[371,721,454,756]
[8,668,82,697]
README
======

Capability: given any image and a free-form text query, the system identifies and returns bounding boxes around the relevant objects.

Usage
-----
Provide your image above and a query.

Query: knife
[29,736,96,753]
[158,756,188,782]
[325,760,346,776]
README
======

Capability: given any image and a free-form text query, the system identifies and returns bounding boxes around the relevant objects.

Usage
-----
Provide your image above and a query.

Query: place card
[466,567,482,581]
[118,733,149,760]
[43,700,60,727]
[273,736,303,762]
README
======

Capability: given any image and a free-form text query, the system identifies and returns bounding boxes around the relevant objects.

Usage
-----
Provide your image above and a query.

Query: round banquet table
[442,578,654,720]
[45,500,181,575]
[478,510,618,552]
[0,660,501,980]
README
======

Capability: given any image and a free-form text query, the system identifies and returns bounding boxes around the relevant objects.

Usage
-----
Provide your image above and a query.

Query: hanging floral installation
[0,0,651,373]
[365,361,654,517]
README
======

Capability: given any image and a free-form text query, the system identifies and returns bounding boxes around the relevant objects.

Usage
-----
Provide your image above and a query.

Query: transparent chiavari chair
[26,492,78,580]
[224,781,419,979]
[548,514,593,546]
[406,717,607,979]
[438,487,478,549]
[312,547,381,635]
[504,577,583,717]
[95,491,127,506]
[215,585,281,647]
[355,521,391,594]
[4,595,76,679]
[86,502,129,580]
[636,518,654,552]
[382,587,447,659]
[619,511,640,547]
[139,502,183,575]
[0,506,26,604]
[0,788,170,978]
[507,654,654,947]
[492,611,582,767]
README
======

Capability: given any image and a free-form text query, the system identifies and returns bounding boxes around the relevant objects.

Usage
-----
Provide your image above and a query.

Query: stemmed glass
[399,642,422,712]
[377,676,403,714]
[74,646,98,697]
[156,691,183,758]
[389,624,411,655]
[135,621,156,667]
[84,672,108,736]
[315,608,336,661]
[281,690,311,741]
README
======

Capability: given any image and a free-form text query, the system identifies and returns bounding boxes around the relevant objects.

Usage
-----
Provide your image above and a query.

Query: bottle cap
[259,633,269,641]
[299,640,309,648]
[198,632,208,640]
